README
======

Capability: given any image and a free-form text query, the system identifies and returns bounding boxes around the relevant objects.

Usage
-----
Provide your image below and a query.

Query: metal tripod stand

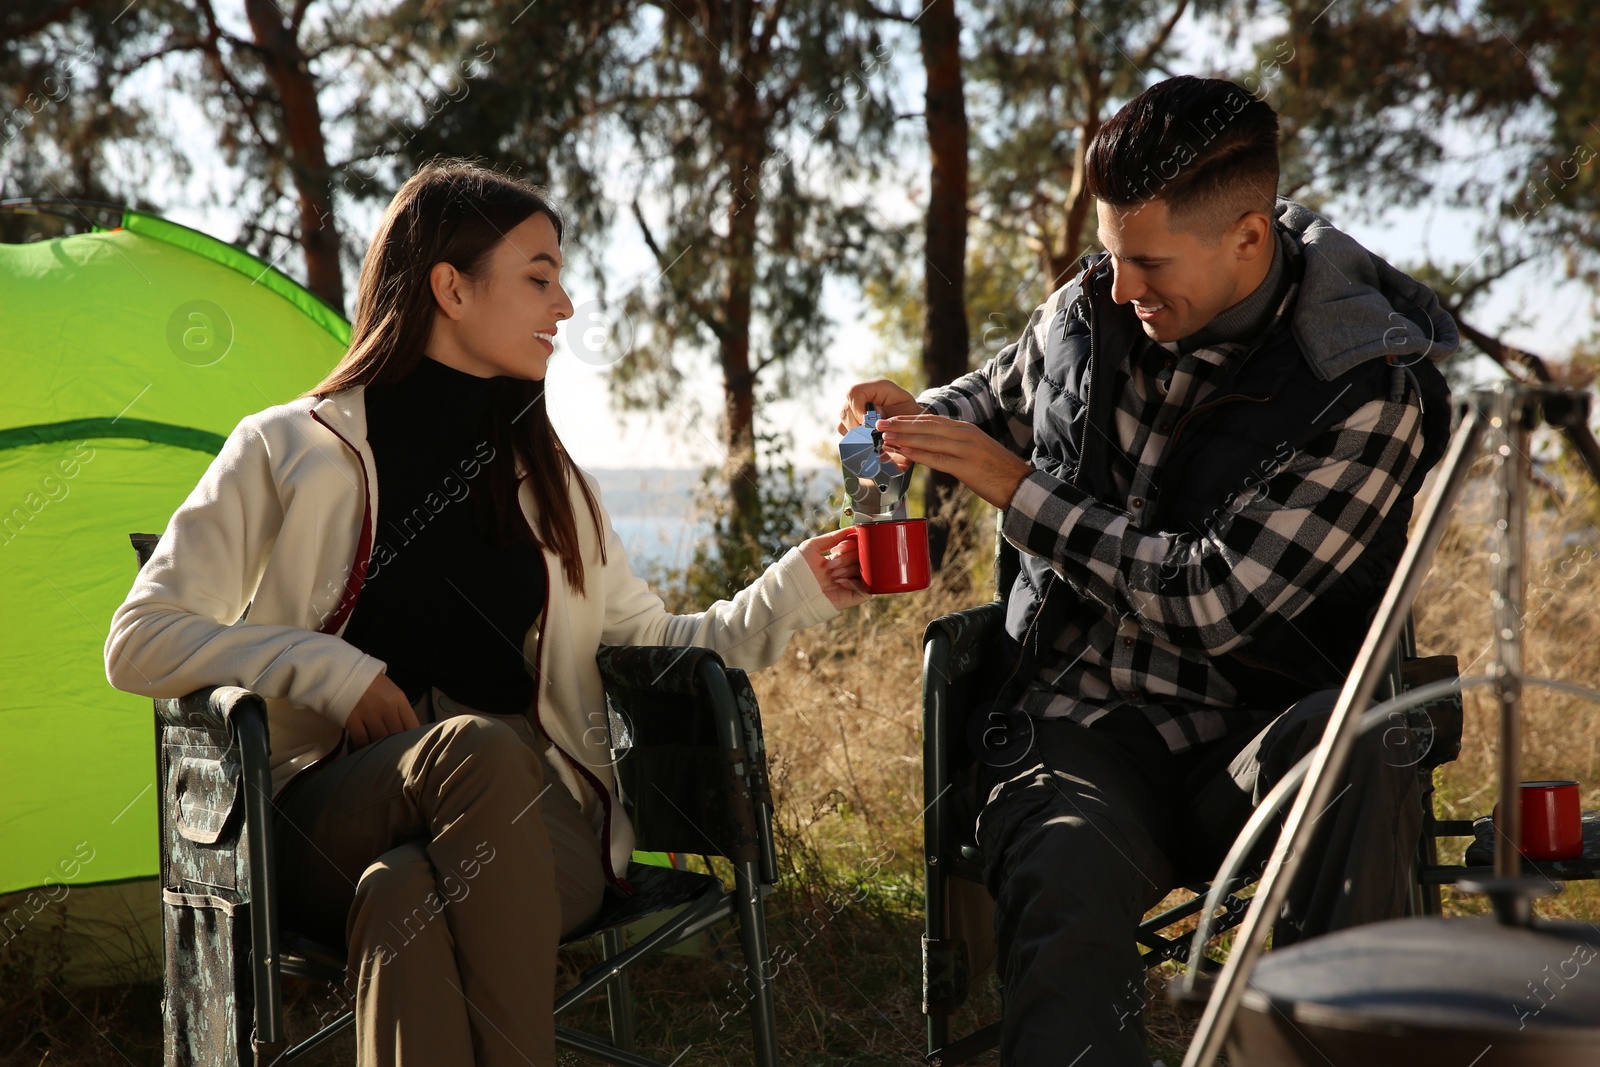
[1181,380,1600,1067]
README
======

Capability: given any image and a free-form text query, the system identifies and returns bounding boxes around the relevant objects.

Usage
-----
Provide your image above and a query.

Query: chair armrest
[596,645,726,698]
[923,601,1006,683]
[155,685,270,736]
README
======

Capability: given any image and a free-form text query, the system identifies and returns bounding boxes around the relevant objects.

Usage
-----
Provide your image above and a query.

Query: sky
[93,5,1598,473]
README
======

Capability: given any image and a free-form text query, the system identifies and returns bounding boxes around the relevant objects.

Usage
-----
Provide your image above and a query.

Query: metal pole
[698,656,781,1067]
[1181,398,1491,1067]
[601,928,637,1052]
[923,633,952,1058]
[1490,388,1530,891]
[734,858,780,1067]
[236,699,285,1050]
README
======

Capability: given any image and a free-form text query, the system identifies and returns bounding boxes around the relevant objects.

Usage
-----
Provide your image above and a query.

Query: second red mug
[1493,780,1584,861]
[852,517,931,594]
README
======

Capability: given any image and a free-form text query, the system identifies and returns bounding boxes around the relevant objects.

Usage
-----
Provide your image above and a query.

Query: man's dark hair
[1085,76,1279,238]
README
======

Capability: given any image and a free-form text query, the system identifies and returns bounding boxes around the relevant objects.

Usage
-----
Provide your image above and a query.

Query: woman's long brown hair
[306,158,605,593]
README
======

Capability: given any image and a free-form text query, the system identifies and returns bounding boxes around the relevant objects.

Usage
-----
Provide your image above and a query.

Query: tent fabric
[119,210,351,349]
[0,209,350,903]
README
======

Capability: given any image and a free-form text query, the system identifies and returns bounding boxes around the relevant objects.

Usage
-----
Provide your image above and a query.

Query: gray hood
[1275,199,1458,382]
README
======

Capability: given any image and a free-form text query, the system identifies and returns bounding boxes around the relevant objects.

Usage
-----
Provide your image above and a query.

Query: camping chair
[132,533,782,1067]
[917,538,1466,1067]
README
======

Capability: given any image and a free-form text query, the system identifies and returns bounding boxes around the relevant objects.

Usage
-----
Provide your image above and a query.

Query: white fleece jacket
[104,385,839,879]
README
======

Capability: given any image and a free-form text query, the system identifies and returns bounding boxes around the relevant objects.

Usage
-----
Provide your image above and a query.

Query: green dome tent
[0,201,349,983]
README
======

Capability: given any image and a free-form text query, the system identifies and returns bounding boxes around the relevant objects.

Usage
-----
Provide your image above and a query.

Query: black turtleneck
[341,356,545,715]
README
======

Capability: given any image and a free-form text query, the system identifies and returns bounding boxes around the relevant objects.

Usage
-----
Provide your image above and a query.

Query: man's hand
[798,527,870,609]
[838,379,923,434]
[878,414,1033,510]
[346,672,420,748]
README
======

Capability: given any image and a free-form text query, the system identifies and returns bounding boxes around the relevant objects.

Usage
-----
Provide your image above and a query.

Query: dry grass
[8,468,1600,1066]
[1412,457,1600,927]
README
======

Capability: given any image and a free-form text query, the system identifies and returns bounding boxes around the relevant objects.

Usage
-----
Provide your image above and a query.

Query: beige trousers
[272,688,607,1067]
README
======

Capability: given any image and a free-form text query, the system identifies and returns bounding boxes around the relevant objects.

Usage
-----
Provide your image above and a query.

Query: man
[842,76,1455,1064]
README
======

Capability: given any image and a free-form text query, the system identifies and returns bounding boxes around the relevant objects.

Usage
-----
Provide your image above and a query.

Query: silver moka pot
[838,403,930,594]
[839,403,913,524]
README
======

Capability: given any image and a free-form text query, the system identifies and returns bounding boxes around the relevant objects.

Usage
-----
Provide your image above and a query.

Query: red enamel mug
[1494,780,1584,861]
[851,517,931,594]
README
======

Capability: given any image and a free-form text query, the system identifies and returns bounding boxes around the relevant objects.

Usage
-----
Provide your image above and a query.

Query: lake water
[591,468,835,575]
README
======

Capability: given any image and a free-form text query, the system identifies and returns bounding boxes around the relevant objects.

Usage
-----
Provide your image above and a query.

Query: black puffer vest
[1003,250,1453,711]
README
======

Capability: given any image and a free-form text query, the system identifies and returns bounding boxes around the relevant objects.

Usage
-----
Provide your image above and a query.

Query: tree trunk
[918,0,971,570]
[1049,111,1100,292]
[244,0,344,310]
[720,50,763,574]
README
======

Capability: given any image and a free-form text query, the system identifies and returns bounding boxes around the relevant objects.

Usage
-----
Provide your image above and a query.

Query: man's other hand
[838,379,923,434]
[879,414,1033,510]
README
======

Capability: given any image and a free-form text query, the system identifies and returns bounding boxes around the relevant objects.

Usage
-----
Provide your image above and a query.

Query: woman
[104,159,866,1066]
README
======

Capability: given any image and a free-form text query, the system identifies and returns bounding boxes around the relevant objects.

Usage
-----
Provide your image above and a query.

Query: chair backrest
[596,645,778,883]
[922,603,1007,883]
[923,603,1005,786]
[132,531,160,567]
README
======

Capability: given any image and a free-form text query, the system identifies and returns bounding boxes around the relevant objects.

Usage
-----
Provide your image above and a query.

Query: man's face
[1095,198,1270,343]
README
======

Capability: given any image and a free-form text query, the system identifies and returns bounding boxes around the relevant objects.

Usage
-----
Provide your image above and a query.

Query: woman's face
[425,211,574,380]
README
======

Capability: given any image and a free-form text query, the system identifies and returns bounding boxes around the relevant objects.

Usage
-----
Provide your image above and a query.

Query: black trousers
[976,690,1422,1066]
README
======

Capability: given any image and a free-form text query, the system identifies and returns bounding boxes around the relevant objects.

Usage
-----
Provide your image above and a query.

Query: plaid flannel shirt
[920,284,1424,752]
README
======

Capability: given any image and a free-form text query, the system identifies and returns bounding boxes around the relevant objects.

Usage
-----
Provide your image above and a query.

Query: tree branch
[1447,250,1535,312]
[302,34,380,63]
[235,219,300,244]
[1455,316,1552,383]
[1130,0,1190,72]
[4,0,94,39]
[632,198,727,342]
[193,0,278,157]
[753,0,791,58]
[113,38,208,78]
[858,0,914,23]
[750,350,783,378]
[328,145,400,172]
[215,26,269,59]
[586,92,701,112]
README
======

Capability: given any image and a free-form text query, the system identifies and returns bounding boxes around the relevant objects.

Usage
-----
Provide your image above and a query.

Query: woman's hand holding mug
[800,527,870,610]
